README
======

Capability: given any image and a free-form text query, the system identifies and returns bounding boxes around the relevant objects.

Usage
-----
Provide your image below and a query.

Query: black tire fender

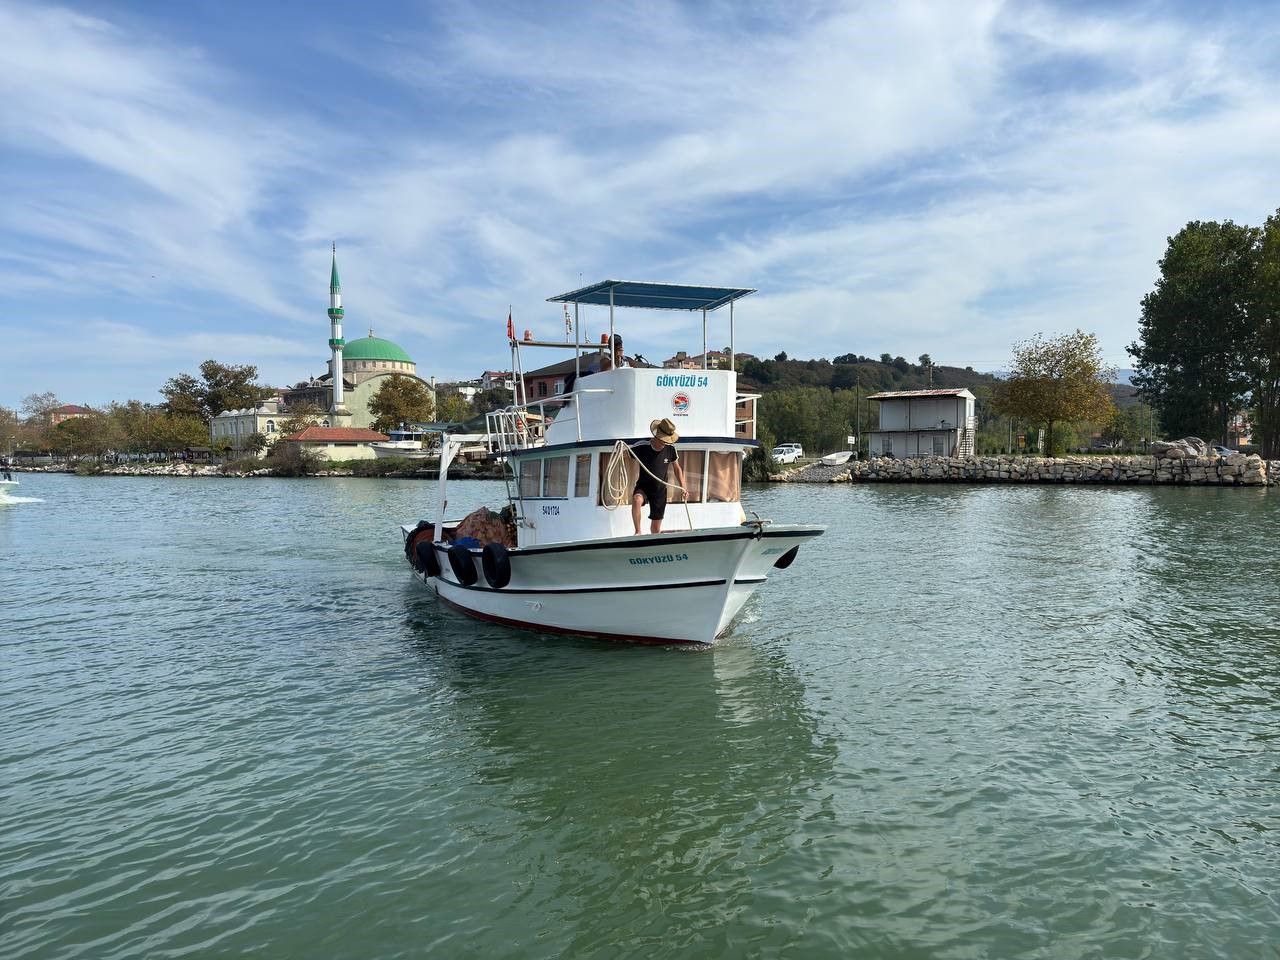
[773,545,800,569]
[416,540,442,578]
[404,520,433,571]
[448,544,478,585]
[482,542,512,589]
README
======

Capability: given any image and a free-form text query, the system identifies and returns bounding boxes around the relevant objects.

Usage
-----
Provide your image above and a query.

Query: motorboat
[820,451,853,465]
[0,476,20,499]
[399,280,825,645]
[370,426,434,460]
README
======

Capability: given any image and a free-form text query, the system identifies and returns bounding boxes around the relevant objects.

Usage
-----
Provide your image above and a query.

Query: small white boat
[0,477,20,499]
[821,451,853,465]
[370,427,434,460]
[399,279,825,645]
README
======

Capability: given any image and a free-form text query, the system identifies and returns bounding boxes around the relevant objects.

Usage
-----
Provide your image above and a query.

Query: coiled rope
[602,440,694,529]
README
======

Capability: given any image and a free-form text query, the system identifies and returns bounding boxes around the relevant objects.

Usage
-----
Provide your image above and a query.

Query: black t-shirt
[631,441,677,489]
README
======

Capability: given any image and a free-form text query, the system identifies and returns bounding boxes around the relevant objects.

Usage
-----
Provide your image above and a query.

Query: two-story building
[867,388,976,458]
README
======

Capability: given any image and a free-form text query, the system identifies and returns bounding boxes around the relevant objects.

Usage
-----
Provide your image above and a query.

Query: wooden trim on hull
[433,590,707,646]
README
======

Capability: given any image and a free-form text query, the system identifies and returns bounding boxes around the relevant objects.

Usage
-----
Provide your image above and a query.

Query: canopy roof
[547,280,755,312]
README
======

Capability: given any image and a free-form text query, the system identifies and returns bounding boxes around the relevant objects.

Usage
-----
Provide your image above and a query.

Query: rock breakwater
[781,453,1276,486]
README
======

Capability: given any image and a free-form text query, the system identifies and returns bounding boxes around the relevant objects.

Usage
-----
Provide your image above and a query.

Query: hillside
[737,354,1000,394]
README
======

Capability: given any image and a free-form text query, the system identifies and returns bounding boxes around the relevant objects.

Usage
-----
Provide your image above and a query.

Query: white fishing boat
[399,280,825,645]
[370,426,434,460]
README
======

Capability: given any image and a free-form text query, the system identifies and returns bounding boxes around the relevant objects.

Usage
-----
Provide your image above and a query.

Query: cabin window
[706,452,741,503]
[543,456,570,498]
[598,454,639,507]
[519,459,541,498]
[574,454,592,497]
[678,450,706,503]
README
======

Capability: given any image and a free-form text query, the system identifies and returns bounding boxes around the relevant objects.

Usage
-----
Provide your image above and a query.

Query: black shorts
[633,482,668,520]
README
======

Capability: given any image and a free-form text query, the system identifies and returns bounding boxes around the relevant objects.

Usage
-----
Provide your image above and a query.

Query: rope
[603,440,694,529]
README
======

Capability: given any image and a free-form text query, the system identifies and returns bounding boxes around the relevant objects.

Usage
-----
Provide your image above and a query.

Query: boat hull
[404,525,824,645]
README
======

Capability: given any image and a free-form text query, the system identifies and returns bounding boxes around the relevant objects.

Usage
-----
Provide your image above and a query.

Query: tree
[1247,209,1280,458]
[276,403,325,438]
[436,392,473,424]
[991,330,1116,455]
[879,353,892,364]
[1128,220,1257,443]
[471,387,512,414]
[161,360,271,422]
[367,374,435,432]
[144,413,209,453]
[918,354,933,368]
[246,432,268,456]
[21,392,61,421]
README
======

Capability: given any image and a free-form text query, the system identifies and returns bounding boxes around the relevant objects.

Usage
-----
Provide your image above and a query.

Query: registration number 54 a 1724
[627,553,689,566]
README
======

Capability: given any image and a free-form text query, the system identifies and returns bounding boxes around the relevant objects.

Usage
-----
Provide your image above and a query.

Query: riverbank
[779,453,1278,486]
[7,462,505,480]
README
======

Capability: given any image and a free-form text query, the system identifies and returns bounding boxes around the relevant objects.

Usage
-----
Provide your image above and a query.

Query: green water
[2,475,1278,958]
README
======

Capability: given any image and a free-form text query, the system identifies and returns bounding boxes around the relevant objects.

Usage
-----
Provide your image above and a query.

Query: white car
[770,445,800,464]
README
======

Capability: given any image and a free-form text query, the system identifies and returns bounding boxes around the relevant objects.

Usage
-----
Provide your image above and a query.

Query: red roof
[865,389,975,400]
[283,426,389,442]
[54,404,92,414]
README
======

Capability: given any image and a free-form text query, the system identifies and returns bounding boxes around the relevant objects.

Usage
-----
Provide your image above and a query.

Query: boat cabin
[459,280,762,547]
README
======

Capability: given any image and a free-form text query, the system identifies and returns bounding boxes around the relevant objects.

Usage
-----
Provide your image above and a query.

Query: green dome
[342,335,414,364]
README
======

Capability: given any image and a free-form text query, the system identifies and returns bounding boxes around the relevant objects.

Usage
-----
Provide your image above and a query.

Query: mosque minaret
[327,242,350,418]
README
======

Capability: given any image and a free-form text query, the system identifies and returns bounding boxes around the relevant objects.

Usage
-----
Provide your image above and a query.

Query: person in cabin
[569,334,626,391]
[630,418,687,535]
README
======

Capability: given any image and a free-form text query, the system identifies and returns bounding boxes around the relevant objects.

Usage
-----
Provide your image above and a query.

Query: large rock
[1151,437,1212,459]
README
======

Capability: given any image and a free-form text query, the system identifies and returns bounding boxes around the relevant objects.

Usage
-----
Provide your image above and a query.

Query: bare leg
[631,492,644,535]
[649,516,662,534]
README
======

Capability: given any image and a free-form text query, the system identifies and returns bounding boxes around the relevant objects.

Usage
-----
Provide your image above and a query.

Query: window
[519,459,541,498]
[574,454,592,497]
[706,452,741,503]
[323,419,331,428]
[678,450,706,503]
[538,381,548,397]
[266,420,276,434]
[543,456,570,497]
[553,380,564,395]
[933,435,944,455]
[599,454,638,506]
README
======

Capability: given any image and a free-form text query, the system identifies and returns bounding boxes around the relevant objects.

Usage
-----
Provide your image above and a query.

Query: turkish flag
[506,310,514,340]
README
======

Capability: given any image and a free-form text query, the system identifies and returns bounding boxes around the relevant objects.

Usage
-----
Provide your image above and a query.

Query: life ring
[448,544,478,585]
[404,520,434,571]
[416,540,441,578]
[773,545,800,569]
[482,542,512,589]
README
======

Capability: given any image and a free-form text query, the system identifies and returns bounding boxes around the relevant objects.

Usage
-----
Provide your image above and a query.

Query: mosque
[210,246,434,454]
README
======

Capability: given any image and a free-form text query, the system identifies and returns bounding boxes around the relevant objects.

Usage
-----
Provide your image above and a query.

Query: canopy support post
[702,308,707,369]
[729,301,735,373]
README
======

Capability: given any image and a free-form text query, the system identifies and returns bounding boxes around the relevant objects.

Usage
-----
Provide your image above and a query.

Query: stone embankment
[780,453,1277,486]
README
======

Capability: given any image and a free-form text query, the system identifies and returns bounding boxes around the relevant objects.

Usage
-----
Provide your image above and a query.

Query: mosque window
[266,420,276,434]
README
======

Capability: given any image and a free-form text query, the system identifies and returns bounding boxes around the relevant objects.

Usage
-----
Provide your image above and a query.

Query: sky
[2,0,1279,409]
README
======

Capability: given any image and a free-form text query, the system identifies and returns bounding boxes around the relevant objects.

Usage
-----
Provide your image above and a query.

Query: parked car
[770,445,800,464]
[780,442,804,457]
[1212,445,1238,457]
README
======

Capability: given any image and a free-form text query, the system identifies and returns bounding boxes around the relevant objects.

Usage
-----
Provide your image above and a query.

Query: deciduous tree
[161,360,271,422]
[367,374,435,432]
[1128,220,1257,443]
[1247,209,1280,458]
[991,330,1116,455]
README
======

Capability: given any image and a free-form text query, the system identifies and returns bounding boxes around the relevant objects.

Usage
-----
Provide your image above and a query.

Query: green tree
[161,360,272,422]
[276,403,325,438]
[367,373,435,432]
[436,392,473,424]
[246,431,268,456]
[471,387,512,415]
[1247,209,1280,457]
[991,330,1116,456]
[1128,220,1257,443]
[144,413,209,454]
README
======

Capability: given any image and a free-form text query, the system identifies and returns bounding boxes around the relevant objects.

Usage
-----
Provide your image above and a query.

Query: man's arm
[672,459,687,500]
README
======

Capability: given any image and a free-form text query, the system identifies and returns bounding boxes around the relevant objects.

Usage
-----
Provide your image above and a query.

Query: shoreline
[5,463,505,480]
[775,453,1278,486]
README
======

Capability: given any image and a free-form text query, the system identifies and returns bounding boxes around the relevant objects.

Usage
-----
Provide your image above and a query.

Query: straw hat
[650,418,679,443]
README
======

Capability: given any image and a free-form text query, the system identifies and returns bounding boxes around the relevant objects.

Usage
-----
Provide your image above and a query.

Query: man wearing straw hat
[630,418,687,535]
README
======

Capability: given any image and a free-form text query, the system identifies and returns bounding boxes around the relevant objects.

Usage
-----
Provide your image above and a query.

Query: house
[49,404,92,426]
[479,370,514,392]
[210,396,288,454]
[1228,411,1253,448]
[279,425,389,461]
[867,389,976,458]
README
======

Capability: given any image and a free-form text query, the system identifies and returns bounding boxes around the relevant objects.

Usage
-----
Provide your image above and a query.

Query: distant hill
[737,354,1000,394]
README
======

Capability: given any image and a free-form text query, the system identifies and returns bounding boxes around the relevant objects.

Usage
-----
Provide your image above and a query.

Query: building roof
[54,404,92,414]
[546,279,756,312]
[283,426,389,442]
[866,388,976,401]
[342,335,414,364]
